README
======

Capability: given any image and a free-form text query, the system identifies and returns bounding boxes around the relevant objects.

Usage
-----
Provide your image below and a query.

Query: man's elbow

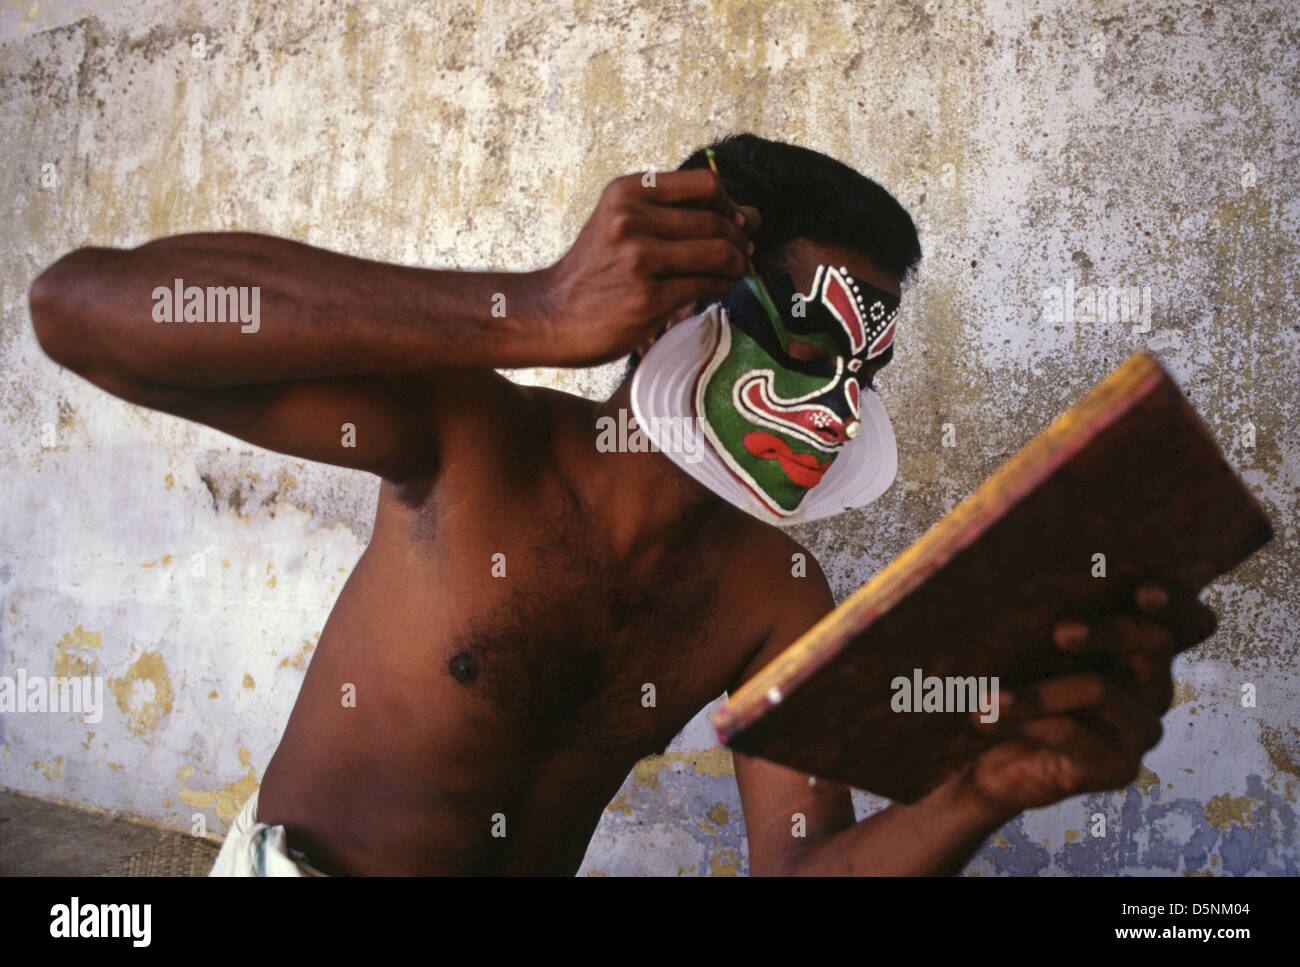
[29,248,109,372]
[749,840,810,877]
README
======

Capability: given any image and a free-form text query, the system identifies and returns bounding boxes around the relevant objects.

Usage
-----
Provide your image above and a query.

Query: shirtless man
[29,135,1215,875]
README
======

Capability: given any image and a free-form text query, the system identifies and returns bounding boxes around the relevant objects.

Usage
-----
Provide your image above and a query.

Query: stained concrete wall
[1,0,1296,875]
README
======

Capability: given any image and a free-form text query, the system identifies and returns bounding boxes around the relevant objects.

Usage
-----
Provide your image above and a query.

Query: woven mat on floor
[98,835,222,877]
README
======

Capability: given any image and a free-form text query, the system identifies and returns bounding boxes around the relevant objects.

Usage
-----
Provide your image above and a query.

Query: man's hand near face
[538,169,759,366]
[734,565,1220,876]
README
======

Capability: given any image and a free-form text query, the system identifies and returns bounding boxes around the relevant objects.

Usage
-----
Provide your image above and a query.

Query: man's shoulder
[729,520,831,589]
[437,376,590,472]
[377,374,573,514]
[721,521,836,667]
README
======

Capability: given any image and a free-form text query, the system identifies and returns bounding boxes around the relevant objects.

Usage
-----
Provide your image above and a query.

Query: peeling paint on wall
[107,650,174,735]
[176,751,258,826]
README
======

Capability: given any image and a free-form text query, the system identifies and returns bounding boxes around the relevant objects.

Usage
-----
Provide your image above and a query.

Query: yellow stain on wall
[140,555,173,569]
[54,626,100,678]
[66,626,101,648]
[242,674,255,689]
[1259,724,1300,798]
[1064,829,1081,843]
[164,472,174,490]
[1204,793,1258,832]
[707,802,729,827]
[107,650,175,735]
[279,639,316,670]
[260,468,303,516]
[633,747,735,788]
[1133,764,1161,797]
[709,847,740,877]
[34,756,64,780]
[1170,680,1200,709]
[176,762,259,825]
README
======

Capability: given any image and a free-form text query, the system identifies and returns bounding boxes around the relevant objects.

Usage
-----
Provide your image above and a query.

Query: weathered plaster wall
[1,0,1295,875]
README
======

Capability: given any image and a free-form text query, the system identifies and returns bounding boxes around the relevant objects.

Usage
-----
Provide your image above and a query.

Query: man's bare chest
[435,542,739,756]
[370,463,774,760]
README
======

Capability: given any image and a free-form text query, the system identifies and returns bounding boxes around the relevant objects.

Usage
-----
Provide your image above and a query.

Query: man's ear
[635,300,707,357]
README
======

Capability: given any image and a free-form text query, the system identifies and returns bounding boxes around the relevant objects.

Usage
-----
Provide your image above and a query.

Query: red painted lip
[743,431,832,489]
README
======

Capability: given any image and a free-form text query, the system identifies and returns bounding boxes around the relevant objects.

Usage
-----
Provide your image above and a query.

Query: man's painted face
[694,263,900,517]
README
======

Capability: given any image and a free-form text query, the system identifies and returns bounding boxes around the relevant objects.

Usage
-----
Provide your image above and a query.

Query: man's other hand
[956,582,1219,821]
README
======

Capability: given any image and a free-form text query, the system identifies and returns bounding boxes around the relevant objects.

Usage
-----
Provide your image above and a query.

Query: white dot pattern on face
[834,265,898,356]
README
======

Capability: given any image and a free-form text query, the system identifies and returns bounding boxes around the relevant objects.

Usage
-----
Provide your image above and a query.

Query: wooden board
[711,352,1273,803]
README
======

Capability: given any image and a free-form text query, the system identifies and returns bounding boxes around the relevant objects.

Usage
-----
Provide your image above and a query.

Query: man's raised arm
[27,169,753,479]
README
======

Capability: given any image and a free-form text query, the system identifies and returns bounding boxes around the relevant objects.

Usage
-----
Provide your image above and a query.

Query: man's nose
[842,380,862,440]
[821,415,860,443]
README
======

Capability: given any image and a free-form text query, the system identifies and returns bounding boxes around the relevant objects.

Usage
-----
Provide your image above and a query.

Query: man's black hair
[679,133,922,283]
[624,134,922,381]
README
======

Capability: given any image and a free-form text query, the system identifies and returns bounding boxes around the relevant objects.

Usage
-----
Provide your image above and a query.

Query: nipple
[448,650,480,685]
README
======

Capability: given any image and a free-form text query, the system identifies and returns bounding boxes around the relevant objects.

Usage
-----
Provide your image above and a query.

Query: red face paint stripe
[739,382,839,444]
[821,269,867,354]
[867,319,896,359]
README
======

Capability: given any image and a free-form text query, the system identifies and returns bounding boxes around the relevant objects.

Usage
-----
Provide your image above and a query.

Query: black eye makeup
[722,262,900,380]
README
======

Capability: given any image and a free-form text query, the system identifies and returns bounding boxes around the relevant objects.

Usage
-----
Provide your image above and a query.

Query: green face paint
[695,263,900,517]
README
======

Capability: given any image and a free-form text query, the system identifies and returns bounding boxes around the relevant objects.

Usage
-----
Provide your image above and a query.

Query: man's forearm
[784,772,1016,876]
[29,232,559,387]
